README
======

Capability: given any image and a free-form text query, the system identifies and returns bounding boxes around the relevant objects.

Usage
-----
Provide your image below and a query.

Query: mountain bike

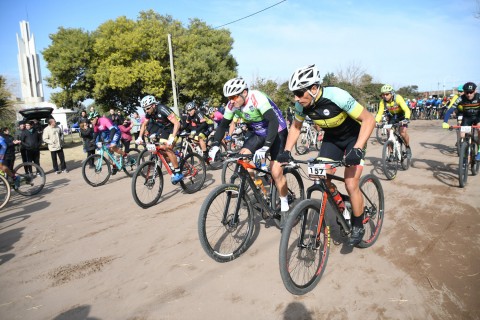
[225,124,247,152]
[175,131,227,170]
[381,122,410,180]
[450,125,480,188]
[295,121,322,155]
[131,142,206,208]
[278,157,384,295]
[0,161,46,200]
[375,114,388,145]
[197,153,305,262]
[81,142,140,187]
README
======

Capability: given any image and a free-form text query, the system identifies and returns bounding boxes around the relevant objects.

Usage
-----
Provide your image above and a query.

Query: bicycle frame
[97,145,123,169]
[145,143,177,176]
[224,157,276,222]
[384,123,404,159]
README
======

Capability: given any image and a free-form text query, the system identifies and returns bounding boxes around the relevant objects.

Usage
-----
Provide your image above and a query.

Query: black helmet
[463,82,477,92]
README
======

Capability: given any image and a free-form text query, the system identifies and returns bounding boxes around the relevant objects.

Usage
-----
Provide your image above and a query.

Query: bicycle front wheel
[0,174,11,210]
[375,127,387,145]
[458,142,469,188]
[295,132,309,155]
[13,162,46,196]
[357,174,385,248]
[198,184,254,262]
[470,141,479,176]
[279,199,330,295]
[382,141,398,180]
[131,160,164,208]
[180,153,206,194]
[400,143,411,171]
[82,154,111,187]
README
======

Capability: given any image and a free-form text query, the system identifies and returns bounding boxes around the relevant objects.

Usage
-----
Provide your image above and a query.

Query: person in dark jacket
[79,120,96,167]
[15,121,27,163]
[20,121,42,173]
[0,127,21,171]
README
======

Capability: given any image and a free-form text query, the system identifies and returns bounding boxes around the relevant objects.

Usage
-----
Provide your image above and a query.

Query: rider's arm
[168,115,181,138]
[212,118,232,146]
[396,95,411,119]
[353,108,376,149]
[262,108,279,148]
[284,119,302,152]
[375,100,385,123]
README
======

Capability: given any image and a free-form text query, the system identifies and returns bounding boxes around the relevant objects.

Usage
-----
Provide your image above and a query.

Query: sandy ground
[0,120,479,320]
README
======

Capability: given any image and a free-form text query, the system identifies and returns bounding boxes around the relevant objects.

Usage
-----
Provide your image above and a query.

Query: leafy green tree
[42,27,94,109]
[322,72,337,86]
[397,85,419,98]
[0,76,16,129]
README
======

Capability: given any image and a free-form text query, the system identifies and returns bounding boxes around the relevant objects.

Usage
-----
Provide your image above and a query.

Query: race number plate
[383,124,392,129]
[460,126,471,133]
[308,163,327,178]
[146,143,157,151]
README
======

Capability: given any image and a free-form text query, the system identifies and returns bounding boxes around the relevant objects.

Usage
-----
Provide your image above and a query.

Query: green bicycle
[81,142,140,187]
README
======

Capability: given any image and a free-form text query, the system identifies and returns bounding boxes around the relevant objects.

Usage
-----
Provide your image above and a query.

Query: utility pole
[168,34,179,116]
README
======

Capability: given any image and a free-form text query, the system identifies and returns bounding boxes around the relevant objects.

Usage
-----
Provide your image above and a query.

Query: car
[19,107,54,130]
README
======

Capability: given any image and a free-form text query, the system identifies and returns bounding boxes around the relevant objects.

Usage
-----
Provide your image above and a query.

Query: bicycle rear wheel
[357,174,384,248]
[271,167,305,228]
[458,142,469,188]
[131,160,164,208]
[82,154,111,187]
[13,162,46,196]
[207,140,227,170]
[122,148,140,177]
[221,160,239,184]
[400,143,411,170]
[180,153,206,194]
[0,174,11,210]
[198,184,254,262]
[382,141,398,180]
[279,199,330,295]
[470,141,479,176]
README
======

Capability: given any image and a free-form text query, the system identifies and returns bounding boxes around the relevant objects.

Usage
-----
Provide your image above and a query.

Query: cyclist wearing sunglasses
[443,82,480,160]
[209,77,291,222]
[277,64,375,246]
[136,95,183,184]
[376,84,412,158]
[184,101,213,162]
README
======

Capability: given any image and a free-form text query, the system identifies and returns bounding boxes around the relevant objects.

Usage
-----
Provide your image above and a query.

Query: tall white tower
[16,20,44,104]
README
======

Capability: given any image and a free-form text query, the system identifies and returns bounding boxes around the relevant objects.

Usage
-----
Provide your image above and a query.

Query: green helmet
[381,84,394,94]
[88,111,99,120]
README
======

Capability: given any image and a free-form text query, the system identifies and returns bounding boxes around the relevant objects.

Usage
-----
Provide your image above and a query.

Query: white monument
[17,20,44,104]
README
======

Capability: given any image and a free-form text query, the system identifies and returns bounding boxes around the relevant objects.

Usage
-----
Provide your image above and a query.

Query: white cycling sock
[280,196,289,212]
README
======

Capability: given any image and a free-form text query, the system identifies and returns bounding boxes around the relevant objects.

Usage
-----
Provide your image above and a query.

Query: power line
[214,0,287,29]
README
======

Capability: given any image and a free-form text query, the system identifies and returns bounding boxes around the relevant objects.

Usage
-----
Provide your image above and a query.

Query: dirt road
[0,120,479,320]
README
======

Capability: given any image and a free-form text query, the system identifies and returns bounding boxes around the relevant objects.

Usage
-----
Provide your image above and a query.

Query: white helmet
[288,64,321,91]
[141,95,157,109]
[223,78,248,97]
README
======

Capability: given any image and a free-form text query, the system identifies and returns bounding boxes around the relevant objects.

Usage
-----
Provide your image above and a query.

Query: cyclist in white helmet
[209,77,292,226]
[277,64,375,246]
[136,95,183,184]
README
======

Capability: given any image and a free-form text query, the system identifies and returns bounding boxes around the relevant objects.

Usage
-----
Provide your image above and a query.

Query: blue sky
[1,0,479,102]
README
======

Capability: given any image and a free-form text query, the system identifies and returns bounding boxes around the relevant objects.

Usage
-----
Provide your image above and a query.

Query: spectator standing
[0,127,21,171]
[130,111,141,147]
[78,110,89,125]
[42,118,68,174]
[119,118,134,153]
[108,108,123,126]
[15,121,27,162]
[79,120,95,168]
[20,121,42,173]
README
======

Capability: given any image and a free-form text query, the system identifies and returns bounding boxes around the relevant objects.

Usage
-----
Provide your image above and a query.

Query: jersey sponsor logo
[345,98,355,111]
[244,113,251,120]
[249,106,255,112]
[323,109,330,116]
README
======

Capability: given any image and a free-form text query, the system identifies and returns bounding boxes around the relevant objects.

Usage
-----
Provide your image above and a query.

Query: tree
[0,76,16,129]
[397,85,419,98]
[322,72,337,86]
[250,78,293,112]
[336,61,366,87]
[42,27,95,109]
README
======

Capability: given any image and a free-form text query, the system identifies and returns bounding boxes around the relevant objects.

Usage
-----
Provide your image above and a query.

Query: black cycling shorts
[319,134,365,161]
[242,129,288,161]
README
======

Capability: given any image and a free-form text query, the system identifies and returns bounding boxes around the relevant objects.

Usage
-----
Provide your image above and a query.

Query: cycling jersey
[444,92,480,125]
[93,117,121,146]
[223,90,287,137]
[186,110,213,137]
[0,135,6,163]
[447,94,463,112]
[294,86,365,140]
[375,93,411,123]
[145,103,178,132]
